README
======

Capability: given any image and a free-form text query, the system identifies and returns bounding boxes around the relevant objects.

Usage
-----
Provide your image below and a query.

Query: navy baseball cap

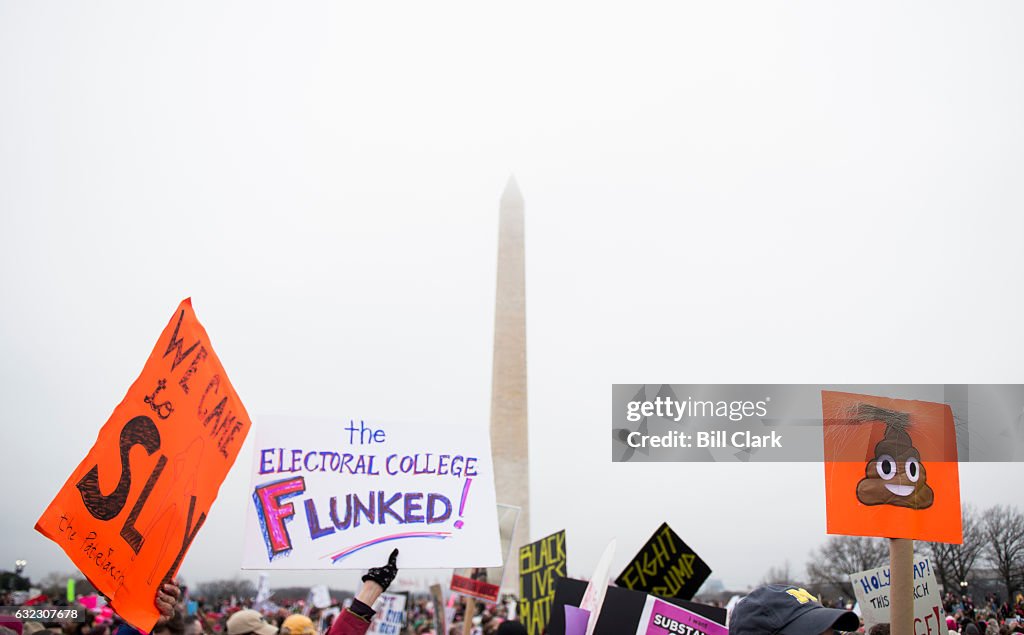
[729,585,860,634]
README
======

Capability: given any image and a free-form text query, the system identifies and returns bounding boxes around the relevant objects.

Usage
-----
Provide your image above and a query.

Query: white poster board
[310,584,331,609]
[368,593,407,635]
[849,555,943,633]
[242,417,501,569]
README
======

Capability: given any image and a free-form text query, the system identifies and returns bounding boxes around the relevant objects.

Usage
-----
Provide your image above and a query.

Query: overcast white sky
[2,1,1023,595]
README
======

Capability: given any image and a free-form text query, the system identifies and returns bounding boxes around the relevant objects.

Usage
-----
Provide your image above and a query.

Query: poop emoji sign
[822,391,961,544]
[854,405,934,510]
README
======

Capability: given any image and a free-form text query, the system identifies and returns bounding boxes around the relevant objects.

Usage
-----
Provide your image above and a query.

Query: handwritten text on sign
[368,593,406,635]
[519,530,567,635]
[242,418,501,569]
[35,299,250,632]
[615,523,711,601]
[850,556,942,634]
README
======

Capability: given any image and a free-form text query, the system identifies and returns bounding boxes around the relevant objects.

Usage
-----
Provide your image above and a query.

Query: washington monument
[490,176,529,589]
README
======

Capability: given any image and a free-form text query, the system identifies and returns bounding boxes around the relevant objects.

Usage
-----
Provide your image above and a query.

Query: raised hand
[360,548,399,592]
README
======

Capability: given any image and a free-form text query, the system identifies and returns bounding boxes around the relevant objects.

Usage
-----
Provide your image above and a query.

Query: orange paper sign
[822,391,961,544]
[36,299,251,630]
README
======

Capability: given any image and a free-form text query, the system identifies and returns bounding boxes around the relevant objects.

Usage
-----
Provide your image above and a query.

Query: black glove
[361,548,399,591]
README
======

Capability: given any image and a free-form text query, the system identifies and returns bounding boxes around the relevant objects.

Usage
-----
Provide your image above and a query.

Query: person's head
[225,611,277,635]
[22,622,45,635]
[183,616,203,635]
[729,585,860,635]
[494,622,526,635]
[868,624,891,635]
[279,615,315,635]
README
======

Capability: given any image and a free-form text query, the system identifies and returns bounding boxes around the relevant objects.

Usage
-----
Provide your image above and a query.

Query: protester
[279,616,315,635]
[495,622,526,635]
[225,610,277,635]
[152,584,185,635]
[326,549,400,635]
[728,585,860,635]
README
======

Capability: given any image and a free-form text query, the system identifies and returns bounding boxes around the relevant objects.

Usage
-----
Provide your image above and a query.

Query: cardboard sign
[615,523,711,600]
[242,417,501,569]
[518,530,567,635]
[850,556,942,633]
[35,299,250,631]
[635,596,728,635]
[310,584,331,609]
[368,592,406,635]
[581,539,616,635]
[450,572,501,602]
[564,606,590,635]
[318,608,340,635]
[822,391,962,543]
[547,578,726,635]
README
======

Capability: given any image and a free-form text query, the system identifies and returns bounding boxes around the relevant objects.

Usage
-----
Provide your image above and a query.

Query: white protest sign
[242,417,501,569]
[581,539,615,635]
[310,584,331,609]
[368,593,407,635]
[318,607,340,635]
[849,555,943,634]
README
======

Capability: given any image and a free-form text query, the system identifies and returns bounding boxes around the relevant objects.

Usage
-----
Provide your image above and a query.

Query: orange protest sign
[822,391,961,544]
[36,299,251,631]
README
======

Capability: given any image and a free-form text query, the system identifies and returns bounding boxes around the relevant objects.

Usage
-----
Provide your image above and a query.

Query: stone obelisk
[490,176,529,590]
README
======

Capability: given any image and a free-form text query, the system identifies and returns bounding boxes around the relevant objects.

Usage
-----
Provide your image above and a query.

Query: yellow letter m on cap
[786,588,817,604]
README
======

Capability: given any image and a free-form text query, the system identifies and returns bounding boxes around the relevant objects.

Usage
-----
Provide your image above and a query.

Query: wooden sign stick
[462,597,476,635]
[889,538,914,635]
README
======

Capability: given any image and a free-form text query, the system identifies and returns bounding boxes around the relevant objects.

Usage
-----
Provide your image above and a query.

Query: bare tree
[35,571,95,599]
[806,536,888,597]
[762,560,796,586]
[981,504,1024,602]
[927,504,985,594]
[194,578,257,604]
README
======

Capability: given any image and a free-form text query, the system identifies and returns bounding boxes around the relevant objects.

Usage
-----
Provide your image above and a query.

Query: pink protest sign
[564,606,590,635]
[636,597,728,635]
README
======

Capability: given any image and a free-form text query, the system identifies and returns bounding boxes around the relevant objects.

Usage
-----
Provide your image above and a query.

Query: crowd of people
[932,591,1024,635]
[0,551,527,635]
[725,584,1024,635]
[1,557,1023,635]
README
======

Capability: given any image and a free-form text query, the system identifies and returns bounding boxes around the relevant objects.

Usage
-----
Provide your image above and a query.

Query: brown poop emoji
[854,404,934,510]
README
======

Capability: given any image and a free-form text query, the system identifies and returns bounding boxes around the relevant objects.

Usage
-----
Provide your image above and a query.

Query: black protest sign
[546,577,726,635]
[615,522,711,600]
[518,529,567,635]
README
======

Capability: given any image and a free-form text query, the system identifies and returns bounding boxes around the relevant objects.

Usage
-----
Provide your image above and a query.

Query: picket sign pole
[888,538,914,635]
[462,597,476,635]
